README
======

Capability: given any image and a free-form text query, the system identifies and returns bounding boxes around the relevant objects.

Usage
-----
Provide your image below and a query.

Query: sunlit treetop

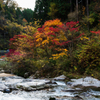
[43,19,63,27]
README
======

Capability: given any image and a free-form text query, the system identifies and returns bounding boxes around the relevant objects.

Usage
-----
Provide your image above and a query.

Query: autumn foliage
[6,19,89,76]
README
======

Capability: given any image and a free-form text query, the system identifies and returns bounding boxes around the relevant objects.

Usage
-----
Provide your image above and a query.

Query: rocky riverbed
[0,73,100,100]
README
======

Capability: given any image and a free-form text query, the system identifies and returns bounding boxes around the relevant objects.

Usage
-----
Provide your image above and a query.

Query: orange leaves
[22,18,27,23]
[36,19,68,47]
[43,19,63,27]
[34,19,69,60]
[0,55,5,58]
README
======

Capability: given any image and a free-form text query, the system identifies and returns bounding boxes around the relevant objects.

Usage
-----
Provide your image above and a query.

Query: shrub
[78,39,100,74]
[7,19,88,77]
[0,57,12,72]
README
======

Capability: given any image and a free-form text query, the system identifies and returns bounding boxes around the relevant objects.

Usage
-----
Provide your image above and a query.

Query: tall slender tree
[70,0,72,12]
[86,0,89,31]
[76,0,78,21]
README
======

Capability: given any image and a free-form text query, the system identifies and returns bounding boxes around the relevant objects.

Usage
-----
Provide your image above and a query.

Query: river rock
[4,78,24,89]
[0,73,15,77]
[0,83,8,91]
[53,75,66,81]
[73,95,83,100]
[3,88,12,93]
[71,77,100,88]
[0,73,60,91]
[66,82,73,86]
[62,88,82,92]
[16,79,50,91]
[0,75,24,90]
[0,70,5,73]
[0,58,3,61]
[49,97,56,100]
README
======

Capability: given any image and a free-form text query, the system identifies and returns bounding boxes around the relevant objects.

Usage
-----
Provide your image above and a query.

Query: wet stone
[3,88,11,93]
[49,97,56,100]
[73,95,83,100]
[62,88,82,92]
[53,75,66,81]
[66,82,72,86]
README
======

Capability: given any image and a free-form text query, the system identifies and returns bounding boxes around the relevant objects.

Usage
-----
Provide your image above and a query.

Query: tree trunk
[86,0,89,31]
[87,0,89,17]
[70,0,72,12]
[76,0,78,21]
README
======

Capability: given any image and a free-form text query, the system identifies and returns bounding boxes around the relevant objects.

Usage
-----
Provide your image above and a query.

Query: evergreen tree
[22,8,33,23]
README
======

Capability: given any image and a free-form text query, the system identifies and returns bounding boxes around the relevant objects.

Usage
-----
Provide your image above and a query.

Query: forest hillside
[0,0,100,79]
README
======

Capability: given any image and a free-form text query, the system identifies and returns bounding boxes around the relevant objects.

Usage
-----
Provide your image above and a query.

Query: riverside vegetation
[0,0,100,79]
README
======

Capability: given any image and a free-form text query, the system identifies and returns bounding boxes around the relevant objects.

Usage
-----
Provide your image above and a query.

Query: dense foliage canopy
[0,0,100,78]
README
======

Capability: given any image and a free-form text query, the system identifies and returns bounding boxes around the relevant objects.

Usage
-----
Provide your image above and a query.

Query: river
[0,74,100,100]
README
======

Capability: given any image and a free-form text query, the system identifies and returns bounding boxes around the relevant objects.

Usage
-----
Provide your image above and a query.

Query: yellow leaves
[36,44,41,47]
[47,37,50,41]
[53,38,59,42]
[80,36,89,40]
[44,27,50,31]
[51,52,67,60]
[37,48,44,54]
[23,25,37,35]
[50,49,68,60]
[83,36,89,40]
[17,60,20,63]
[59,35,67,41]
[35,59,49,68]
[42,40,49,45]
[55,48,68,53]
[91,74,93,76]
[63,49,68,52]
[42,64,45,68]
[33,20,41,28]
[80,37,83,40]
[34,21,37,25]
[82,6,86,15]
[35,33,41,38]
[60,30,65,35]
[57,48,62,51]
[36,38,42,42]
[44,19,63,27]
[74,66,77,71]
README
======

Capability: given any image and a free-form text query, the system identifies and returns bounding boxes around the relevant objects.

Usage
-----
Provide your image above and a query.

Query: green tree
[4,0,18,21]
[22,8,33,23]
[33,0,50,24]
[33,0,71,23]
[48,2,58,19]
[16,7,23,24]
